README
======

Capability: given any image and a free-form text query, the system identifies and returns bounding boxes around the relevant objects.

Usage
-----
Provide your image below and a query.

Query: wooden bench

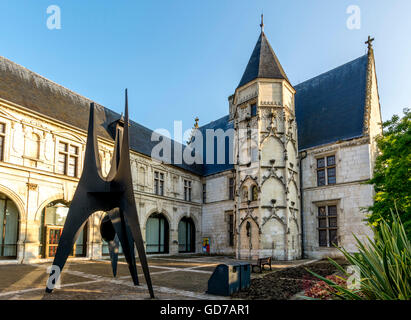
[252,257,272,273]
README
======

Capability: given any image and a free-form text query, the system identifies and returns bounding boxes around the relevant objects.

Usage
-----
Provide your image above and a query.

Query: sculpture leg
[107,236,119,277]
[122,204,155,298]
[45,194,95,293]
[108,208,139,285]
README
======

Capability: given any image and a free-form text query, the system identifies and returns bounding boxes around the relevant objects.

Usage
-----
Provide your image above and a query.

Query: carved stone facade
[231,79,300,260]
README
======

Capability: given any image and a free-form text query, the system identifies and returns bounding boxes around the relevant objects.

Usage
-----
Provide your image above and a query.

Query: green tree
[367,108,411,238]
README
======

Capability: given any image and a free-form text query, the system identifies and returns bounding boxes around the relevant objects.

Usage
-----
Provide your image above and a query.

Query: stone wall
[301,140,375,259]
[201,171,235,255]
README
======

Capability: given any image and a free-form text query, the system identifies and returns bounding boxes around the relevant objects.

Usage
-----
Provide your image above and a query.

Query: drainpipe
[299,150,307,259]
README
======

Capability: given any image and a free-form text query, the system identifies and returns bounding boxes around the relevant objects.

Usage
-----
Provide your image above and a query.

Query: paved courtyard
[0,255,315,300]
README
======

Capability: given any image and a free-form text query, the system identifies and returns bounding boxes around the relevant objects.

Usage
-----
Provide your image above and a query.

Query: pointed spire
[237,24,290,88]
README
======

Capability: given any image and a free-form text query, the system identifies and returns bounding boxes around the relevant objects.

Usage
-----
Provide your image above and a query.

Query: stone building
[0,25,382,263]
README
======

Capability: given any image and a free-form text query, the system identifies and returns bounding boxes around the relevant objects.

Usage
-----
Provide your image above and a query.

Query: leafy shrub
[305,213,411,300]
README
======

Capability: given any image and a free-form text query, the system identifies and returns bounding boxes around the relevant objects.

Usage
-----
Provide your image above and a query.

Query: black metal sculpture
[45,90,154,298]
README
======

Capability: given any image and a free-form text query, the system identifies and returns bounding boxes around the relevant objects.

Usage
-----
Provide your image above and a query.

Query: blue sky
[0,0,410,136]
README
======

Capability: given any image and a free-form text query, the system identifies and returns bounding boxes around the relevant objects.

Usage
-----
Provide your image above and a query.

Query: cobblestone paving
[0,255,316,300]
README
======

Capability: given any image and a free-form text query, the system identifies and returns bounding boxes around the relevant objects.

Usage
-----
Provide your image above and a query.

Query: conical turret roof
[238,32,290,88]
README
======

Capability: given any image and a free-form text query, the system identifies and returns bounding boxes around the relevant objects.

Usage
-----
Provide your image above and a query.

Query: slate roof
[238,32,290,88]
[295,54,369,151]
[0,56,203,175]
[197,115,234,176]
[0,50,371,176]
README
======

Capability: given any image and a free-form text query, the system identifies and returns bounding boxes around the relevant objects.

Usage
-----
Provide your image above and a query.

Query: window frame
[56,140,80,177]
[316,155,336,186]
[184,179,192,202]
[0,122,6,162]
[317,204,338,248]
[154,171,165,196]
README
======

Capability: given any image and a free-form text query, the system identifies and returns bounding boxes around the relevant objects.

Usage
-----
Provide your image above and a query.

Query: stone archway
[145,212,169,254]
[0,192,20,259]
[38,200,88,258]
[238,218,260,259]
[178,217,195,253]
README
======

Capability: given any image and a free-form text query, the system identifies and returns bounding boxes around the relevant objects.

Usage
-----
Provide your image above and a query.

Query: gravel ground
[233,259,349,300]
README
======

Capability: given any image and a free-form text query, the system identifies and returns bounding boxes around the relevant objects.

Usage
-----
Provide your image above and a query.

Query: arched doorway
[178,217,195,253]
[39,200,88,258]
[0,193,19,259]
[145,213,169,254]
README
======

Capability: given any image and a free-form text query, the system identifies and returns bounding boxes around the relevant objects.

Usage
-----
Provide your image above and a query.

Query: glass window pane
[0,199,5,247]
[59,142,67,152]
[178,220,187,252]
[44,202,69,226]
[319,218,327,228]
[57,153,67,174]
[329,229,338,246]
[146,217,159,252]
[68,156,77,177]
[327,155,335,166]
[327,167,336,184]
[0,136,4,161]
[329,217,337,228]
[328,206,337,216]
[75,226,85,256]
[251,104,257,117]
[319,230,327,247]
[317,169,325,186]
[0,123,5,133]
[160,181,164,196]
[317,158,325,168]
[69,145,78,155]
[318,206,326,216]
